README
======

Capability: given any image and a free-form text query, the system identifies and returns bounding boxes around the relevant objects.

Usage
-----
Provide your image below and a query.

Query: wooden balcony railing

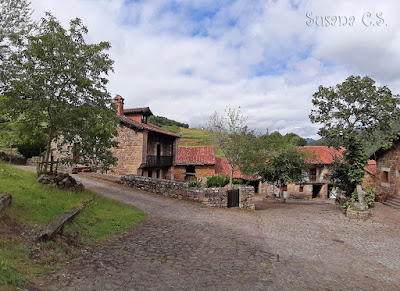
[146,155,173,167]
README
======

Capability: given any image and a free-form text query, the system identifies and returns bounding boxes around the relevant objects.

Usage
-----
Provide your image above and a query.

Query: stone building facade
[261,146,377,199]
[261,146,344,199]
[174,146,217,181]
[373,139,400,197]
[110,95,179,178]
[52,95,180,178]
[363,160,377,189]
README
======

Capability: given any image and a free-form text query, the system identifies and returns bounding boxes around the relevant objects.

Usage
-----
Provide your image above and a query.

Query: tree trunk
[43,128,54,174]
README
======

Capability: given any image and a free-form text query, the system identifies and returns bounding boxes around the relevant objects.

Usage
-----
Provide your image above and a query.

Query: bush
[189,180,201,188]
[351,187,375,208]
[206,175,230,187]
[341,201,354,214]
[232,179,243,185]
[17,141,46,159]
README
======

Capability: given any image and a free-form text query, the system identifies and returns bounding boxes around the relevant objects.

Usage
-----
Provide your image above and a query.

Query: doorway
[312,185,322,198]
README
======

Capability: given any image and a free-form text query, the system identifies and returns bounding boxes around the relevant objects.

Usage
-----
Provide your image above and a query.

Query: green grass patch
[0,162,146,286]
[172,127,224,156]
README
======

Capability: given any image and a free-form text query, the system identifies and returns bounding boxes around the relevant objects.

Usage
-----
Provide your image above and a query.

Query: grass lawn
[0,162,146,287]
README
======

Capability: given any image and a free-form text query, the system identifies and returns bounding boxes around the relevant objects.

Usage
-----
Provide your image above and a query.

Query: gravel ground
[25,171,400,291]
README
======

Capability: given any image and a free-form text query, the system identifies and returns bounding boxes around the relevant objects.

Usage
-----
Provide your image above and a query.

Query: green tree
[284,132,308,146]
[208,106,256,186]
[259,146,308,198]
[310,75,400,195]
[1,13,118,172]
[0,0,34,92]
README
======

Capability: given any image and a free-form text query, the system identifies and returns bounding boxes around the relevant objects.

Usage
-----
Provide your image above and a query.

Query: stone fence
[120,175,255,210]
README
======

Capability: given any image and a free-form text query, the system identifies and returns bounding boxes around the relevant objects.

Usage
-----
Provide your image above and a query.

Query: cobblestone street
[34,175,400,290]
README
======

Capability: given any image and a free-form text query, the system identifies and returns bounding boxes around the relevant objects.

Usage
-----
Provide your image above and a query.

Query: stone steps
[382,196,400,210]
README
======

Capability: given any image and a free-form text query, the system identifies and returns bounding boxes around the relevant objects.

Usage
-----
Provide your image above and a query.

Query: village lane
[35,174,400,291]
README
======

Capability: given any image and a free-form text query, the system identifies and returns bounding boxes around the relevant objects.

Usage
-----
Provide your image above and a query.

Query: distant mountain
[306,138,315,144]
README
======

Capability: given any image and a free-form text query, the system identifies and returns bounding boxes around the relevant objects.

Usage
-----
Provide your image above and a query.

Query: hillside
[177,128,214,147]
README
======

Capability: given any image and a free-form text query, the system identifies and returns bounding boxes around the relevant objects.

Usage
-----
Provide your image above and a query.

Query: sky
[30,0,400,139]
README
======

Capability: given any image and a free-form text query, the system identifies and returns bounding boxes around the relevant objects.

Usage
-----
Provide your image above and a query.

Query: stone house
[110,95,180,178]
[363,160,376,189]
[52,95,180,178]
[260,146,344,199]
[175,146,217,181]
[261,146,377,199]
[372,139,400,198]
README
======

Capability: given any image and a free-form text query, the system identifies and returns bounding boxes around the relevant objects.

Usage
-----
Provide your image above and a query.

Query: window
[186,165,196,174]
[142,115,148,124]
[382,171,389,183]
[299,185,304,192]
[148,170,152,178]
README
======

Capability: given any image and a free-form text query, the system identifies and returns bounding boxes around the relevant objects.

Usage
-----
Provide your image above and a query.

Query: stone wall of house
[288,184,314,198]
[174,166,187,181]
[121,175,255,209]
[110,124,145,176]
[261,182,329,199]
[174,165,216,181]
[362,172,376,189]
[376,142,400,197]
[196,166,217,180]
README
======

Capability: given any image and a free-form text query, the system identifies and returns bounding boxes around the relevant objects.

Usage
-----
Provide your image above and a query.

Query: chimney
[113,95,124,116]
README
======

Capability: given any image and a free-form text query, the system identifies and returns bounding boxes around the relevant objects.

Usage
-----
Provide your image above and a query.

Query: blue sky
[31,0,400,139]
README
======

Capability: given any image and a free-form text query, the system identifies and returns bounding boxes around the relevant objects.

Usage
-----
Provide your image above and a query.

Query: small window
[148,170,152,178]
[186,165,196,174]
[299,185,304,192]
[142,115,148,124]
[382,171,389,183]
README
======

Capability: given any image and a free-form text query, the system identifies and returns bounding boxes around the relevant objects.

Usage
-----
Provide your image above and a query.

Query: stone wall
[376,141,400,197]
[174,165,217,181]
[110,124,145,176]
[121,175,255,209]
[363,172,376,189]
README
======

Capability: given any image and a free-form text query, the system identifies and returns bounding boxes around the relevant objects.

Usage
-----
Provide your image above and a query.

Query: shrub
[17,141,46,159]
[206,175,230,187]
[189,180,201,188]
[351,187,375,208]
[232,179,243,185]
[341,201,354,214]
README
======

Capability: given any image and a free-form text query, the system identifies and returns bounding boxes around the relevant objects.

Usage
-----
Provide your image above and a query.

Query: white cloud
[29,0,400,139]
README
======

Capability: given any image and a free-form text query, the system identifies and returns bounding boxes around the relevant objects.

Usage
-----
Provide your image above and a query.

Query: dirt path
[29,173,400,290]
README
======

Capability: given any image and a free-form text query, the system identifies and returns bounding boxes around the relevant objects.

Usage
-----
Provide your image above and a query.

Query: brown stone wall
[174,166,187,181]
[120,175,255,209]
[110,124,144,176]
[174,165,216,182]
[196,166,216,179]
[126,114,142,123]
[261,182,330,199]
[376,142,400,197]
[363,173,376,189]
[288,184,313,198]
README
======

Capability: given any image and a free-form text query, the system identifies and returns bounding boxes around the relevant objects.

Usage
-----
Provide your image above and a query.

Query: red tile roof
[215,157,259,181]
[300,146,344,164]
[124,107,153,115]
[364,160,376,176]
[177,146,216,165]
[119,115,180,138]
